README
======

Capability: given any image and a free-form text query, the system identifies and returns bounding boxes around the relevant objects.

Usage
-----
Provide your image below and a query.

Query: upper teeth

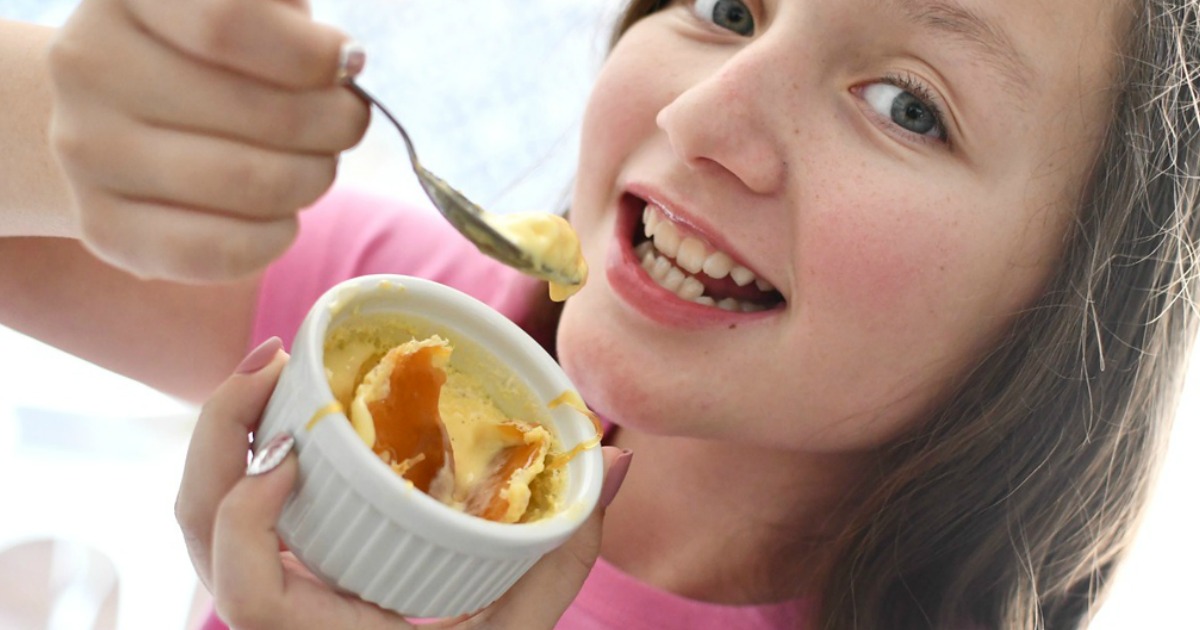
[643,203,774,291]
[638,203,777,311]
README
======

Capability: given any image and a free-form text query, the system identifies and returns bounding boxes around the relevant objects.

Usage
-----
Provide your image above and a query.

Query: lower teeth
[635,241,766,312]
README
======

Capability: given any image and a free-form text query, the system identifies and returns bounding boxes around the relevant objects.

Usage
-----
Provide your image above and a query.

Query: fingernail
[236,337,282,374]
[247,433,295,476]
[336,40,367,83]
[600,449,633,508]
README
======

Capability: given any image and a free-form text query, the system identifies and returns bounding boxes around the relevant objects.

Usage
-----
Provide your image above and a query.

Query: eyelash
[876,72,951,145]
[686,0,757,37]
[677,1,952,146]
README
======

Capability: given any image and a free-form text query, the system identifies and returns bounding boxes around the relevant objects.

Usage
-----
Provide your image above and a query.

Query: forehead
[875,0,1128,94]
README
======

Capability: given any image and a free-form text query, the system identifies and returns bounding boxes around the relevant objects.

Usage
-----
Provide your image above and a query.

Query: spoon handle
[346,81,420,167]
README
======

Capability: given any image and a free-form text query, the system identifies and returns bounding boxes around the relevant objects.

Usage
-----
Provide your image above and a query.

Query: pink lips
[605,189,783,329]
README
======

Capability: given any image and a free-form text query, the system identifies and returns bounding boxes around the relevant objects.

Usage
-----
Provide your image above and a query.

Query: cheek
[792,180,1062,431]
[572,66,648,239]
[576,42,666,185]
[792,183,1023,420]
[800,198,963,329]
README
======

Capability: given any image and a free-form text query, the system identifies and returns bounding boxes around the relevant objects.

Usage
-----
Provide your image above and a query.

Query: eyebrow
[896,0,1036,98]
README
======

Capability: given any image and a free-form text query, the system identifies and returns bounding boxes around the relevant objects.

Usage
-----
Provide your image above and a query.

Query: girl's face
[557,0,1122,451]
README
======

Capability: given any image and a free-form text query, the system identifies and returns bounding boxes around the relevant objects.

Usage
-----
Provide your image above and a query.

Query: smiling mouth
[629,196,785,312]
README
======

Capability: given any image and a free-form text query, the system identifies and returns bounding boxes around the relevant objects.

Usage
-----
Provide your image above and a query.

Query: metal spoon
[346,81,576,286]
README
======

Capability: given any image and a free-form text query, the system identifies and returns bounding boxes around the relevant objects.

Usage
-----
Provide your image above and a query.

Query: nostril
[654,85,785,195]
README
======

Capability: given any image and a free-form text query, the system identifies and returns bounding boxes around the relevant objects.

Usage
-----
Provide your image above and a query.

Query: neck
[601,427,870,605]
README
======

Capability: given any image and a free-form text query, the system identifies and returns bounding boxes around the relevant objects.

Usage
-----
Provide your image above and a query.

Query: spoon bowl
[346,81,579,288]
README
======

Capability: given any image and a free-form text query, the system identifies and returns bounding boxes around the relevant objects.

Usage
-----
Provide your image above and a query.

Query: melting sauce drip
[544,391,603,470]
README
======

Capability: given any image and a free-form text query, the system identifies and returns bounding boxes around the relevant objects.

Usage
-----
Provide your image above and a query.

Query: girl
[1,0,1197,628]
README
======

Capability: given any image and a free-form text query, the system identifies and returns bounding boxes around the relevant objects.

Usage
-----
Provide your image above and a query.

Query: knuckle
[45,34,87,85]
[79,210,172,280]
[52,117,123,174]
[186,241,249,283]
[196,396,220,426]
[233,152,329,216]
[191,0,246,59]
[210,219,298,280]
[76,202,126,258]
[226,154,290,214]
[259,98,308,147]
[163,241,236,283]
[48,118,87,167]
[296,155,338,207]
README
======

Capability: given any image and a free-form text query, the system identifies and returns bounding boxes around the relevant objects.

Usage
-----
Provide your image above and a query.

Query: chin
[557,296,667,435]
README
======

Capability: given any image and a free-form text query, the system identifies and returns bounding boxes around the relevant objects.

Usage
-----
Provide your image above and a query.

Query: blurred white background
[1,1,1196,628]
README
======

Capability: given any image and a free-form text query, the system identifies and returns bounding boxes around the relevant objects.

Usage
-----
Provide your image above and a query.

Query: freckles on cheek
[802,210,962,327]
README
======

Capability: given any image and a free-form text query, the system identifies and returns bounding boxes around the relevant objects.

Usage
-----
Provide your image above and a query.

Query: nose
[655,41,790,196]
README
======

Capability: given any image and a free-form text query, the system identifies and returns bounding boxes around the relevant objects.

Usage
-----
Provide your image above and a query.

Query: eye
[859,77,947,142]
[692,0,755,36]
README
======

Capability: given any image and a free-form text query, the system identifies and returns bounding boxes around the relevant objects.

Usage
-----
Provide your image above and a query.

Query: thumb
[211,434,299,610]
[481,446,633,628]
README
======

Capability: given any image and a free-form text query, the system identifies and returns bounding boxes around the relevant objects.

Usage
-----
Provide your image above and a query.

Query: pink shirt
[203,189,808,630]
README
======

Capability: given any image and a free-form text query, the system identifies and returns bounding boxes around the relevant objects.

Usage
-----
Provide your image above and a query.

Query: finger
[213,452,409,630]
[123,0,351,89]
[73,190,300,283]
[176,340,287,590]
[54,106,336,223]
[211,446,295,626]
[484,446,632,628]
[48,2,368,154]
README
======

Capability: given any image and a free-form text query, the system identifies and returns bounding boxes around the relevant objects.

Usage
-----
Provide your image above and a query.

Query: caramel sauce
[329,320,603,524]
[464,423,549,521]
[361,340,557,522]
[544,391,603,470]
[305,401,345,432]
[367,345,453,493]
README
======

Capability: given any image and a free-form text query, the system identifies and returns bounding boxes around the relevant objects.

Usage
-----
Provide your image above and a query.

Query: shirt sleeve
[250,188,539,350]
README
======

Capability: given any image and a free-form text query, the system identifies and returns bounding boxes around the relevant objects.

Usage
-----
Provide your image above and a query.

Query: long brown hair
[609,1,1200,628]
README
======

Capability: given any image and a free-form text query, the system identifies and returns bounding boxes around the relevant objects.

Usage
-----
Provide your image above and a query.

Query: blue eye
[860,78,947,141]
[693,0,755,36]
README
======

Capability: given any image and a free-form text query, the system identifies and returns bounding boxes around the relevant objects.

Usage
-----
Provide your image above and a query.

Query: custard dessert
[485,212,588,302]
[323,315,596,524]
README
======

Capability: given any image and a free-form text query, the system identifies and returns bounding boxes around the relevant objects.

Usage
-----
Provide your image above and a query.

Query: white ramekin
[254,274,603,618]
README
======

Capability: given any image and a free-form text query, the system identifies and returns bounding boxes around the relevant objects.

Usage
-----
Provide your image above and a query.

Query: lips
[611,191,785,317]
